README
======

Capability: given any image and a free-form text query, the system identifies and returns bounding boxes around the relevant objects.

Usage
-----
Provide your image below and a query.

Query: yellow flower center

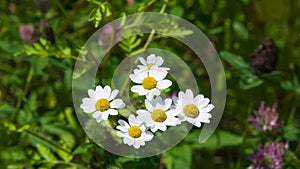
[183,104,199,118]
[151,109,167,122]
[96,98,110,112]
[142,77,157,90]
[128,126,142,138]
[147,64,154,69]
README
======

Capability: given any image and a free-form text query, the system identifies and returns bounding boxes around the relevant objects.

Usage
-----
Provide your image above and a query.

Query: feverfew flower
[175,89,214,127]
[248,141,288,169]
[80,85,125,123]
[136,97,181,132]
[249,101,279,132]
[116,114,153,149]
[137,54,170,73]
[129,67,172,100]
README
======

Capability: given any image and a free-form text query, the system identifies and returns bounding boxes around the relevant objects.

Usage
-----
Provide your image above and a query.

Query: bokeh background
[0,0,300,168]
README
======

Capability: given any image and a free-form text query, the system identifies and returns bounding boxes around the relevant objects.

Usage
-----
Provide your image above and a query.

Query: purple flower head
[19,24,34,42]
[249,101,279,131]
[248,141,288,169]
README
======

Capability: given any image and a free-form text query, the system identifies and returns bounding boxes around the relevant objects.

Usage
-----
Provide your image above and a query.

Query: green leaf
[283,124,300,141]
[163,145,192,169]
[36,144,57,161]
[233,21,249,40]
[239,72,263,90]
[219,51,250,70]
[184,130,243,150]
[72,143,94,155]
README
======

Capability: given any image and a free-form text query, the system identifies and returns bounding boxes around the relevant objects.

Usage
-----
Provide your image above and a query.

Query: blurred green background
[1,0,300,168]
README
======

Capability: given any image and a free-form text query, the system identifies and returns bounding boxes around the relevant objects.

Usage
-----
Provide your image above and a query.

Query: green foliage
[1,0,300,168]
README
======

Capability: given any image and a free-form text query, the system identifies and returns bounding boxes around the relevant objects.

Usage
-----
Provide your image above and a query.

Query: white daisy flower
[116,114,153,149]
[175,89,214,127]
[80,85,125,123]
[136,97,181,132]
[138,54,170,72]
[129,67,172,100]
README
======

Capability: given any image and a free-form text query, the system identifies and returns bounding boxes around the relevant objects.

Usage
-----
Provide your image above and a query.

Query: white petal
[185,89,194,102]
[136,110,151,122]
[96,114,103,123]
[194,121,202,127]
[151,125,159,132]
[110,99,125,108]
[149,67,167,81]
[101,111,109,120]
[118,119,130,129]
[201,104,214,113]
[95,85,105,99]
[147,54,156,63]
[133,143,141,149]
[108,89,119,101]
[117,126,128,132]
[116,131,126,137]
[131,85,149,95]
[155,56,164,66]
[87,89,95,99]
[146,89,160,100]
[129,70,148,83]
[141,131,154,141]
[139,57,147,65]
[102,86,111,99]
[145,99,154,112]
[92,111,101,118]
[163,98,172,111]
[128,114,142,126]
[197,98,210,108]
[135,140,145,148]
[106,109,118,115]
[124,137,134,145]
[194,94,204,103]
[158,123,167,131]
[80,98,96,113]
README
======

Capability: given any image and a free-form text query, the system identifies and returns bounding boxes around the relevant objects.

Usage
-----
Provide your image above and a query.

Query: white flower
[138,54,170,72]
[116,114,153,149]
[129,67,172,100]
[80,85,125,123]
[136,97,181,132]
[175,89,214,127]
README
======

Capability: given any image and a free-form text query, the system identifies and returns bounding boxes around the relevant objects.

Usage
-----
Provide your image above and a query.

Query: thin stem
[119,0,168,96]
[39,160,88,168]
[24,129,71,155]
[12,67,33,120]
[235,102,254,169]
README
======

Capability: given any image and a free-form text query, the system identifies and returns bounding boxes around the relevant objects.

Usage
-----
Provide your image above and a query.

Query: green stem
[119,0,168,96]
[235,102,254,169]
[39,160,88,168]
[288,95,299,124]
[12,67,34,121]
[24,129,71,155]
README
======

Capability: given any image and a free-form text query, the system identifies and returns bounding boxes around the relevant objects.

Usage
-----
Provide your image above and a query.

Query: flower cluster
[80,54,214,149]
[248,141,288,169]
[248,101,288,169]
[248,101,279,132]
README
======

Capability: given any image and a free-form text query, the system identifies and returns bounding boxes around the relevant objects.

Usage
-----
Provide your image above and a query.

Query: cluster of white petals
[80,54,214,149]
